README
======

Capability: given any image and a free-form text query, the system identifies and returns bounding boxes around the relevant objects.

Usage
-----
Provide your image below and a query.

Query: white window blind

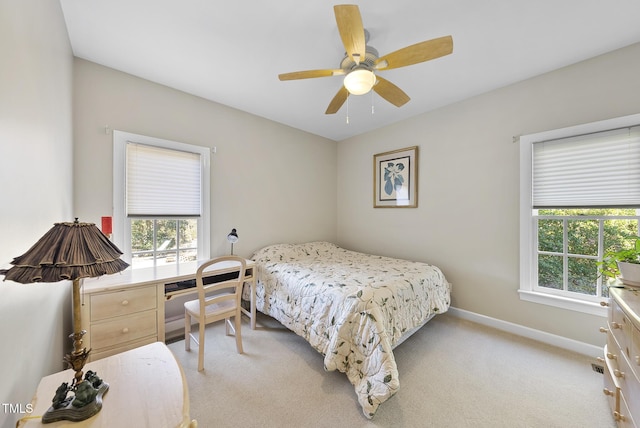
[126,142,202,217]
[532,126,640,208]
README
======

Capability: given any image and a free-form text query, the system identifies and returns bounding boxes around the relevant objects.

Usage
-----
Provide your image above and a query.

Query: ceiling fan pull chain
[346,97,350,124]
[371,90,375,115]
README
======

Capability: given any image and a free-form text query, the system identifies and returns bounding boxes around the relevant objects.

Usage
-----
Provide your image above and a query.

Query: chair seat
[184,295,235,318]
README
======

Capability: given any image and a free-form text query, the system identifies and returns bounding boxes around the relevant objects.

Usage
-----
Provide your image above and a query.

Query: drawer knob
[121,300,129,306]
[596,357,605,364]
[635,355,640,366]
[122,327,129,334]
[614,369,625,379]
[606,352,617,361]
[611,322,621,329]
[614,411,626,422]
[600,301,609,307]
[603,388,614,397]
[599,327,608,334]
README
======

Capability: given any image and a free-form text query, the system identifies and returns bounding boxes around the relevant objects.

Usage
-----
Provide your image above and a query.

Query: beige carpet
[167,312,615,428]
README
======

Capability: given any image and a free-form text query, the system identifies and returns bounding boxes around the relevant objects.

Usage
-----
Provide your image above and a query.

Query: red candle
[101,216,113,235]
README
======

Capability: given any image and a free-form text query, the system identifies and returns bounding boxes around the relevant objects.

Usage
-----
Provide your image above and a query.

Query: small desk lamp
[227,228,238,255]
[0,219,129,423]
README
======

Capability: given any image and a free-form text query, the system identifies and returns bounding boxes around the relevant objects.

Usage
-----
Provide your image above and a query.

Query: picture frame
[373,146,418,208]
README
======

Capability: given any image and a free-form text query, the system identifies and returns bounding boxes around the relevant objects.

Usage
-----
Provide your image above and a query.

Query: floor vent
[591,363,604,374]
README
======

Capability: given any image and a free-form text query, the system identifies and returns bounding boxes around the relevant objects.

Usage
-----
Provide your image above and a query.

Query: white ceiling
[59,0,640,141]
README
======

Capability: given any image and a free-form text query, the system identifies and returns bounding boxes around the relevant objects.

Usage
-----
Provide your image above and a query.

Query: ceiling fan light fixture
[343,69,376,95]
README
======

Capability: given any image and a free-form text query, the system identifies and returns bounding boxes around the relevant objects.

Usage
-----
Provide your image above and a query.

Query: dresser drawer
[618,350,640,426]
[91,310,157,350]
[631,323,640,381]
[607,328,640,425]
[619,390,637,428]
[613,343,639,412]
[603,346,620,414]
[610,297,633,355]
[90,285,157,321]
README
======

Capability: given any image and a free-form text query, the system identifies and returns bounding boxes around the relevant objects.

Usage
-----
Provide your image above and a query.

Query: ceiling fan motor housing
[340,46,379,73]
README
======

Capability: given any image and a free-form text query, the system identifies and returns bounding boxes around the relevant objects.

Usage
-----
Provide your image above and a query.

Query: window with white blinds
[520,114,640,316]
[113,130,211,266]
[532,126,640,208]
[126,142,202,217]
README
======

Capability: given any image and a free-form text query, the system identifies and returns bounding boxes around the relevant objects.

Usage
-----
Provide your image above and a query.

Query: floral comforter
[250,242,450,418]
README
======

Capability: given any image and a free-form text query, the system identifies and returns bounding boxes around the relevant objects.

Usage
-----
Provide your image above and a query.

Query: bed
[249,241,450,418]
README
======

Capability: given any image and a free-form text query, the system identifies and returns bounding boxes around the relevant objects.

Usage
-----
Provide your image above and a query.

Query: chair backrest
[195,256,247,316]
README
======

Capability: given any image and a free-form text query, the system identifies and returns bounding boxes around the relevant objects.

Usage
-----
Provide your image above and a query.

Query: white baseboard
[165,316,190,341]
[447,306,602,357]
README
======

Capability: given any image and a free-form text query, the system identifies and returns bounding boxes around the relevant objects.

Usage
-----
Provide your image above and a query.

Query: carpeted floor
[167,312,616,428]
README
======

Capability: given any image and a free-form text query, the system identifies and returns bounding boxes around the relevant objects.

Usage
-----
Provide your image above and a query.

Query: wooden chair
[184,256,246,371]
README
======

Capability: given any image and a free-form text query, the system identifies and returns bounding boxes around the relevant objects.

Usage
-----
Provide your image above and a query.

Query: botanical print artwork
[382,156,409,199]
[374,146,418,208]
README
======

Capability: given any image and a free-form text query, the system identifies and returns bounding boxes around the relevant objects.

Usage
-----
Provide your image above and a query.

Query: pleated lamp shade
[0,220,129,283]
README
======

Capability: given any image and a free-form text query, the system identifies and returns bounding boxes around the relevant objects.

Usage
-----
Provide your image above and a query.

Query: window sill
[518,289,607,317]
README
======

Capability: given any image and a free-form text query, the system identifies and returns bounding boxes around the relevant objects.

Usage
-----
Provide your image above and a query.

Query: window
[113,131,210,268]
[129,218,198,268]
[519,114,640,315]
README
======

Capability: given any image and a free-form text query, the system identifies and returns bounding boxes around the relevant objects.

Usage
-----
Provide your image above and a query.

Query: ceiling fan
[278,4,453,114]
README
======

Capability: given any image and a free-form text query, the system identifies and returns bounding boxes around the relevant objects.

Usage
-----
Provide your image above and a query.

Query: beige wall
[337,42,640,347]
[0,2,73,427]
[72,59,338,260]
[3,4,640,422]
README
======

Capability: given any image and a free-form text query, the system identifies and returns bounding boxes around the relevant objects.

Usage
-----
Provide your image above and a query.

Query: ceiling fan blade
[373,76,410,107]
[334,5,366,65]
[375,35,453,71]
[279,69,345,81]
[325,86,350,114]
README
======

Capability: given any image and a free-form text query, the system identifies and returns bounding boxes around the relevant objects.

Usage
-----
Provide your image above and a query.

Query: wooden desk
[17,342,197,427]
[78,259,256,361]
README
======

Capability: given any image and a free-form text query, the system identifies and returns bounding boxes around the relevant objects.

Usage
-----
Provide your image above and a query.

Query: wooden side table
[17,342,197,427]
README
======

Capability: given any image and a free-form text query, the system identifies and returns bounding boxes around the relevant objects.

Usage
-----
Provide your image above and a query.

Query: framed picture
[373,146,418,208]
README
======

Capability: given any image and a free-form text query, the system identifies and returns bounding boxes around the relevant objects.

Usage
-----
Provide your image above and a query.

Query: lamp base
[43,326,109,423]
[42,380,109,424]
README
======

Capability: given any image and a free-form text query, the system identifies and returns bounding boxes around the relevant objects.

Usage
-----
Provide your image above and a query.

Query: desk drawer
[91,310,157,350]
[90,286,157,321]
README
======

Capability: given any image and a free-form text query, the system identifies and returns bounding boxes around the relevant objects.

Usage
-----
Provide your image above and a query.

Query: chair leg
[185,311,191,351]
[197,320,205,372]
[235,314,243,354]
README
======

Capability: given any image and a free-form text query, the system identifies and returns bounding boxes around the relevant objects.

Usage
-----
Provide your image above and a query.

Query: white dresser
[601,286,640,427]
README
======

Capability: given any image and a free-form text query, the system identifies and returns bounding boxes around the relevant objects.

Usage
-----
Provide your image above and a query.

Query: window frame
[519,113,640,316]
[113,131,210,266]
